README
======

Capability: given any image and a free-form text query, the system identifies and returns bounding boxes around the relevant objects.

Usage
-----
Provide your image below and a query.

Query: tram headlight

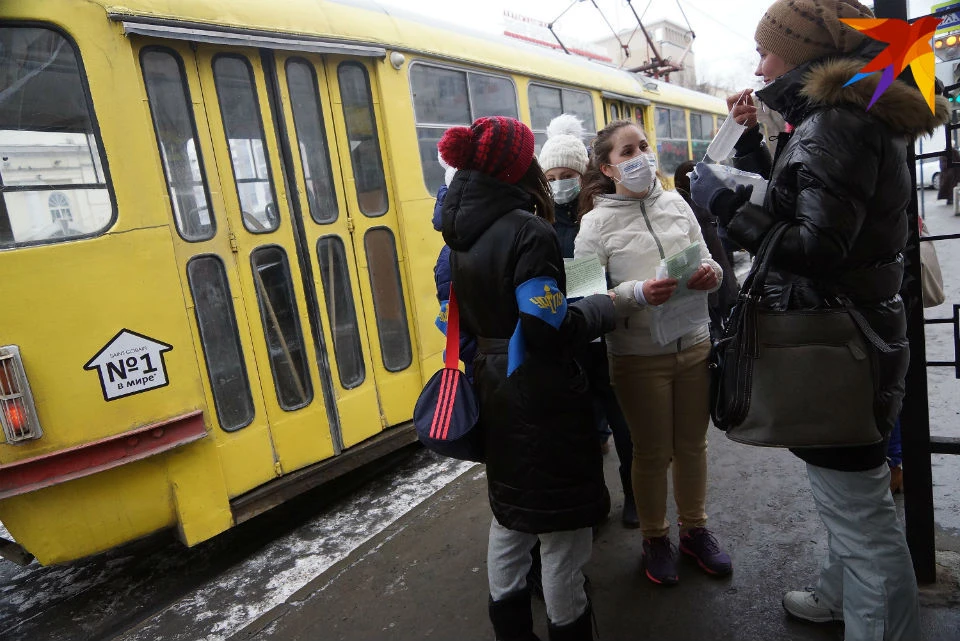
[0,346,43,443]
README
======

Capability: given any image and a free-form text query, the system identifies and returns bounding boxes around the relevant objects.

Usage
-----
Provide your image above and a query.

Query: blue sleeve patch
[516,277,566,329]
[435,299,449,334]
[507,277,566,376]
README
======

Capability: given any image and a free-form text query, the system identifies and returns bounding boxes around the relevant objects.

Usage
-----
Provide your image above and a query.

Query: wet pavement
[0,190,958,641]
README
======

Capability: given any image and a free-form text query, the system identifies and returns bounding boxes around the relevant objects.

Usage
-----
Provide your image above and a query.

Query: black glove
[712,184,753,227]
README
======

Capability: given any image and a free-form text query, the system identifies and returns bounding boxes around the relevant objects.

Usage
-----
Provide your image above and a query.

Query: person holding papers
[574,120,732,586]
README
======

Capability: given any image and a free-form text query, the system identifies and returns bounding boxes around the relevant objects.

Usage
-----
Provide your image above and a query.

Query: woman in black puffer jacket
[439,116,619,641]
[690,1,949,640]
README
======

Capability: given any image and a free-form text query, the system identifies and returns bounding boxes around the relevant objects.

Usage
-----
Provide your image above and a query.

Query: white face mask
[550,177,581,204]
[613,152,656,194]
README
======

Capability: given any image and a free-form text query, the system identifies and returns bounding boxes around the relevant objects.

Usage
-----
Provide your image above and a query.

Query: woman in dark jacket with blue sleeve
[439,116,618,641]
[690,2,949,639]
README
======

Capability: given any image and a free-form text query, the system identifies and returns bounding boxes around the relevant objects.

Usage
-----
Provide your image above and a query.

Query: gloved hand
[689,162,735,211]
[610,279,641,315]
[690,162,752,224]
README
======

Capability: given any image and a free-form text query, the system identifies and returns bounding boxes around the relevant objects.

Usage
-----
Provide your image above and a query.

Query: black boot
[489,588,540,641]
[547,603,594,641]
[620,466,639,529]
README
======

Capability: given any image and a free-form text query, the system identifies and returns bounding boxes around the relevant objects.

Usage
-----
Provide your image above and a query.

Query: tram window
[338,62,388,217]
[0,27,113,248]
[187,255,255,431]
[610,104,620,122]
[316,236,365,388]
[141,48,215,242]
[212,55,279,234]
[364,228,412,372]
[469,74,519,120]
[528,84,595,154]
[654,106,689,175]
[410,62,519,194]
[286,59,339,224]
[635,107,645,130]
[689,112,713,163]
[250,246,314,410]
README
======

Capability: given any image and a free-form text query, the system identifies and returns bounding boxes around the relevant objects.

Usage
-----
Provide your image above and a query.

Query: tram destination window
[337,63,388,217]
[141,48,215,242]
[187,256,255,431]
[364,228,412,372]
[250,246,314,410]
[410,63,519,194]
[286,59,339,224]
[0,27,113,248]
[528,84,595,155]
[213,55,280,234]
[655,106,689,175]
[317,236,365,388]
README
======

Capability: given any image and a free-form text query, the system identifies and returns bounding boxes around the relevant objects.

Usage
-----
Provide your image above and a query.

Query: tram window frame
[140,46,216,242]
[186,254,256,431]
[316,235,365,388]
[363,227,413,373]
[285,57,340,225]
[212,53,281,235]
[528,83,595,155]
[654,106,689,176]
[0,23,116,249]
[409,61,519,195]
[337,61,389,217]
[250,245,315,411]
[689,111,713,164]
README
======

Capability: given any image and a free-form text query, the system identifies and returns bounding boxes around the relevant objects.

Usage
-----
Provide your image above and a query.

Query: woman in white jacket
[574,119,732,586]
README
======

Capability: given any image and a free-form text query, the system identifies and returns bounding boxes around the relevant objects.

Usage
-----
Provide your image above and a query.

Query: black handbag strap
[736,222,896,354]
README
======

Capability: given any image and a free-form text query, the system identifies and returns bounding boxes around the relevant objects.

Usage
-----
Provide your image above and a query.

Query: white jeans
[487,518,592,626]
[806,463,921,641]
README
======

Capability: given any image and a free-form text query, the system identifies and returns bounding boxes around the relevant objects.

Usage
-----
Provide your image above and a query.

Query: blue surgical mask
[614,152,657,194]
[550,177,581,204]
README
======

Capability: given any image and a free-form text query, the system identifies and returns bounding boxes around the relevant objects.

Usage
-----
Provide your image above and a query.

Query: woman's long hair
[576,120,634,221]
[518,159,555,223]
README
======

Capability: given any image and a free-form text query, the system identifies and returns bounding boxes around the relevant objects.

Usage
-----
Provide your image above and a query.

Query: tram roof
[84,0,726,114]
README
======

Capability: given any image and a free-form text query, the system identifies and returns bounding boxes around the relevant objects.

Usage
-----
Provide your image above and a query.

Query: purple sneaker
[642,536,679,585]
[679,527,732,576]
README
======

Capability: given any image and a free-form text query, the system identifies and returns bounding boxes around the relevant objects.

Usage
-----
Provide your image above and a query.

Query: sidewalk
[232,433,960,641]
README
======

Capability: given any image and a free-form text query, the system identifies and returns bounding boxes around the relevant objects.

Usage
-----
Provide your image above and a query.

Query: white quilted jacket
[574,181,722,356]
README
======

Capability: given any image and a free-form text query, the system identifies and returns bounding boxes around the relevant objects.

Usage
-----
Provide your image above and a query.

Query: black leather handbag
[709,223,893,448]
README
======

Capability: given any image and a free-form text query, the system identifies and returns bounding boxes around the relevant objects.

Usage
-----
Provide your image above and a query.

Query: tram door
[191,46,418,461]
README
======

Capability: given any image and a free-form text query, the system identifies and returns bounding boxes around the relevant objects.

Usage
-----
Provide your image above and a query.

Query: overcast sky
[375,0,941,90]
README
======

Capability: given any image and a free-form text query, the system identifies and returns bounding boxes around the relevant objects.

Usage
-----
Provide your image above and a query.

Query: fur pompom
[546,114,584,140]
[438,126,474,170]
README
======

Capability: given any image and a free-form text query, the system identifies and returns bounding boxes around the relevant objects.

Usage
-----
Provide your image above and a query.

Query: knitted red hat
[438,116,535,184]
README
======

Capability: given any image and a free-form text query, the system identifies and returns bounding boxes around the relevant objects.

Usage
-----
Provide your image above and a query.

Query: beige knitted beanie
[754,0,874,66]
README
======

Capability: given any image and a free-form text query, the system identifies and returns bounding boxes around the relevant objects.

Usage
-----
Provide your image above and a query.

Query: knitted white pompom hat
[437,149,457,186]
[537,114,588,175]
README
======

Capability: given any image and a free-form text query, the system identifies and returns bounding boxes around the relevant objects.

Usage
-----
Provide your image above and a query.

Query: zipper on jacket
[639,203,666,259]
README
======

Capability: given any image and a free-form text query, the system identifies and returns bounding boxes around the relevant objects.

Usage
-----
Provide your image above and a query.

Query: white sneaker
[782,588,843,623]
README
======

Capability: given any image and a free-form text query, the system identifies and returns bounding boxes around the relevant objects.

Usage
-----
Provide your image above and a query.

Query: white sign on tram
[84,329,173,401]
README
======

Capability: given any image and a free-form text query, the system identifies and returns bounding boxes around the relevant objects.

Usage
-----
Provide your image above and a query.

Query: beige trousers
[610,340,711,539]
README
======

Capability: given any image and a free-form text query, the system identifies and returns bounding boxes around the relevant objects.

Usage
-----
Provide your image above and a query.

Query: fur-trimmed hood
[757,57,950,139]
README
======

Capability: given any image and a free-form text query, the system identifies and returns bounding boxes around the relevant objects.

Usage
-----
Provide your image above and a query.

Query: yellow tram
[0,0,725,565]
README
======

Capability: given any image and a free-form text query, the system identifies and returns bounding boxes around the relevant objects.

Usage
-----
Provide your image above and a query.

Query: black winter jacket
[441,170,615,533]
[728,56,949,471]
